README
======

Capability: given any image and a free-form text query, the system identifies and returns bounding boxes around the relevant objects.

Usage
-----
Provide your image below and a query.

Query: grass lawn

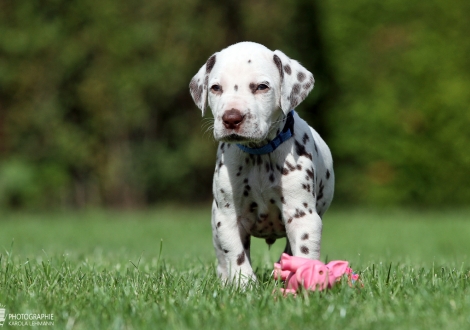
[0,207,469,329]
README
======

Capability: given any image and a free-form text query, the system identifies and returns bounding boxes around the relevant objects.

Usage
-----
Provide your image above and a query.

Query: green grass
[0,207,469,329]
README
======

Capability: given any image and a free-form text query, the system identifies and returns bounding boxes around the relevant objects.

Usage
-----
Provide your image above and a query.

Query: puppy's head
[189,42,314,144]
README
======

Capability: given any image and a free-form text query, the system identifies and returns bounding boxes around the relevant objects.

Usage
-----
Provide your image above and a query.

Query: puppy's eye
[211,85,222,92]
[257,84,269,91]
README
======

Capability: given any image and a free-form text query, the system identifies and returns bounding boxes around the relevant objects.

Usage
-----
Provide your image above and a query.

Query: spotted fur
[189,42,334,286]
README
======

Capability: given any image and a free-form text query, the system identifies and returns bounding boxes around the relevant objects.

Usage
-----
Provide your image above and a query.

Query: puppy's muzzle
[222,109,245,130]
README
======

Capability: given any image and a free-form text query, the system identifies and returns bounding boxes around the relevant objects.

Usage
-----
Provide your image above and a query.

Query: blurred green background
[0,0,469,210]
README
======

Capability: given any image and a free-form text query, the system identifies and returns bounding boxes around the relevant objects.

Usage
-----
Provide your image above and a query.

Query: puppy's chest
[215,153,287,238]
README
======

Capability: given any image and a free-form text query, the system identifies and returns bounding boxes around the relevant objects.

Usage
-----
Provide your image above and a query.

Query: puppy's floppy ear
[273,50,315,114]
[189,53,218,116]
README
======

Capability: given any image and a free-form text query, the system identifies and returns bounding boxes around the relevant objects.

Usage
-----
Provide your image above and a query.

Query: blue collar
[236,110,295,155]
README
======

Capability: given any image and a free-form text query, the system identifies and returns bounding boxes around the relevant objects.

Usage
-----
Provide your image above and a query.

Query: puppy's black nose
[222,109,244,129]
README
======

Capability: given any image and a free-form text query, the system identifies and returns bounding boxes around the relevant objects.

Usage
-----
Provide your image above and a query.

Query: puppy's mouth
[219,133,254,143]
[215,122,273,144]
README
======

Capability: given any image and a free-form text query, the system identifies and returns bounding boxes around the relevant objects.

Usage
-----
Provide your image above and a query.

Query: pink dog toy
[273,253,358,294]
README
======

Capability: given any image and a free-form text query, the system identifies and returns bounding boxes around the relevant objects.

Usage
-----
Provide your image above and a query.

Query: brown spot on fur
[292,83,301,95]
[306,168,314,179]
[237,252,246,265]
[190,81,203,104]
[318,180,325,201]
[189,79,199,98]
[284,64,292,75]
[300,246,309,254]
[189,78,198,92]
[295,140,313,160]
[273,55,284,81]
[285,161,296,171]
[206,55,216,74]
[301,233,309,240]
[294,209,306,218]
[289,94,299,110]
[297,72,306,82]
[302,133,309,144]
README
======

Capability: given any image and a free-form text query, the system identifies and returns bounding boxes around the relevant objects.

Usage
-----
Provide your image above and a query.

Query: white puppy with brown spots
[189,41,334,286]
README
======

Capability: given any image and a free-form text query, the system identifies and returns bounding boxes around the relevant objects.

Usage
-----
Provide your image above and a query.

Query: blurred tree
[320,0,470,206]
[0,0,468,209]
[283,0,338,139]
[0,0,225,208]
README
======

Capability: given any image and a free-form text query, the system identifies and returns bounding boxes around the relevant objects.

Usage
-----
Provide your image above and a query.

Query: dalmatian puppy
[189,42,334,285]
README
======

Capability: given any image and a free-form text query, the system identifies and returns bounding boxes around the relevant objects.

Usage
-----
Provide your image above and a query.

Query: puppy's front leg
[285,209,322,260]
[211,204,255,285]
